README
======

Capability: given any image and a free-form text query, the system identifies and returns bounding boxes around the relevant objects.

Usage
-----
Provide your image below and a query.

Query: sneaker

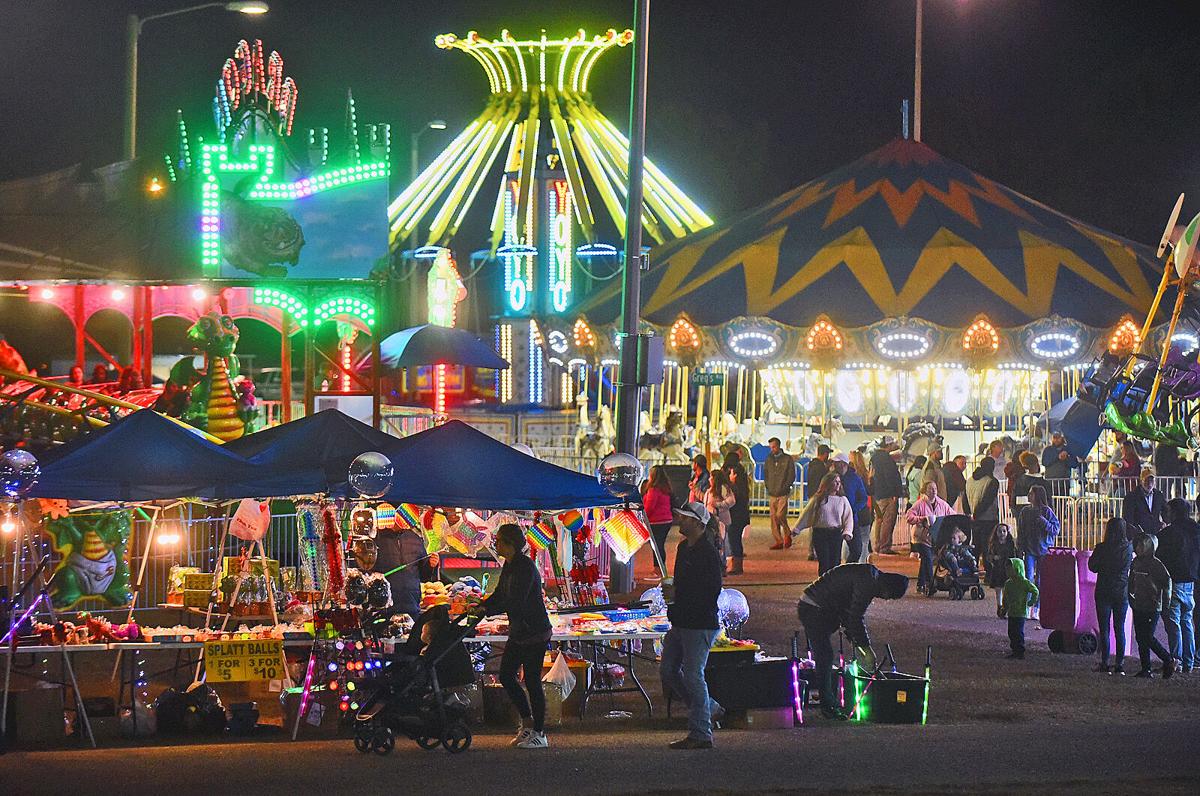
[1111,665,1125,677]
[669,736,713,749]
[1094,662,1110,673]
[1181,665,1193,675]
[510,726,531,747]
[1162,659,1175,680]
[1133,668,1154,679]
[516,730,549,749]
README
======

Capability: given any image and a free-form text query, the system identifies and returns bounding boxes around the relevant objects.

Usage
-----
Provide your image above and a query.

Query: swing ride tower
[387,28,712,405]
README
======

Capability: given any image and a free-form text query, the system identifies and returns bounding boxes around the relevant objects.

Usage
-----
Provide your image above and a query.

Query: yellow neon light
[556,30,585,92]
[501,30,528,92]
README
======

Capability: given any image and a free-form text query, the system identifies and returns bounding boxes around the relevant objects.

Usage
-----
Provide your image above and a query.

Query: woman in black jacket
[479,523,553,748]
[1089,517,1134,674]
[723,451,752,576]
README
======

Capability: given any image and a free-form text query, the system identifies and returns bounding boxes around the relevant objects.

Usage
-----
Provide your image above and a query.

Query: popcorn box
[182,572,216,591]
[222,557,280,581]
[182,589,213,609]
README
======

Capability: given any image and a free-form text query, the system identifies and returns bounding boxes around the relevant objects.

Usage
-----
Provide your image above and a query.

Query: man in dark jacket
[1158,498,1200,672]
[796,563,909,719]
[869,437,904,555]
[1042,431,1081,496]
[661,502,724,749]
[763,438,797,550]
[806,444,832,498]
[1122,469,1165,535]
[942,454,967,508]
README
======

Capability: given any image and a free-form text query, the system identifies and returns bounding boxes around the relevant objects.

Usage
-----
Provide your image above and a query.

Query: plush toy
[44,511,133,609]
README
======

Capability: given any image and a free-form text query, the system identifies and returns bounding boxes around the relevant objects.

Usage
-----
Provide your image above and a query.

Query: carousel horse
[638,406,696,464]
[574,402,615,460]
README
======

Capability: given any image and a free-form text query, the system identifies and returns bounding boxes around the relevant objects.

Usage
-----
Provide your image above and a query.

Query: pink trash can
[1039,546,1133,655]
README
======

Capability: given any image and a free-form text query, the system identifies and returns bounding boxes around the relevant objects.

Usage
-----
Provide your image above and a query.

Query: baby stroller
[927,515,985,601]
[353,606,481,755]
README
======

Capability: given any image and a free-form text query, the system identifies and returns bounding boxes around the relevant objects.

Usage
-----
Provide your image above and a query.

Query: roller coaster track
[0,368,223,445]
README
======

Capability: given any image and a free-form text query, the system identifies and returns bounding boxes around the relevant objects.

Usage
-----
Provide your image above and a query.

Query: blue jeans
[1164,581,1196,668]
[1094,591,1128,667]
[660,627,721,742]
[1024,553,1042,607]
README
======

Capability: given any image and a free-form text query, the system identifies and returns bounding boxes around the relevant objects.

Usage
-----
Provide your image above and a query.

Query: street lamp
[124,2,270,161]
[407,120,448,252]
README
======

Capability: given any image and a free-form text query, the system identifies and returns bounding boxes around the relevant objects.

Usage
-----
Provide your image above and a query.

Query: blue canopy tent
[378,420,619,510]
[28,410,266,501]
[224,408,401,495]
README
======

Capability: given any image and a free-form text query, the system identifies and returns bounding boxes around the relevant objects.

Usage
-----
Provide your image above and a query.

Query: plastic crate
[600,608,651,622]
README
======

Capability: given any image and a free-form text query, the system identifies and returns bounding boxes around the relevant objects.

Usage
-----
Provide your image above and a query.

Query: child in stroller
[354,604,480,755]
[928,518,986,600]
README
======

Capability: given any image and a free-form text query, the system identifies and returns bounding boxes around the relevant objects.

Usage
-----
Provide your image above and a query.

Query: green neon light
[252,287,309,326]
[312,296,376,327]
[199,142,387,276]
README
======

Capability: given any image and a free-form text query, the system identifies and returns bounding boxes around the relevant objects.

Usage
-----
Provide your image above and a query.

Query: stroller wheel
[372,728,395,755]
[354,732,372,754]
[1047,629,1064,654]
[925,584,937,598]
[1076,633,1098,655]
[442,720,472,753]
[971,586,985,600]
[950,586,963,600]
[416,735,440,750]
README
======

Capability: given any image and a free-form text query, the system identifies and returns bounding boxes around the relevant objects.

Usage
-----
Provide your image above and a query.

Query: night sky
[3,1,1200,249]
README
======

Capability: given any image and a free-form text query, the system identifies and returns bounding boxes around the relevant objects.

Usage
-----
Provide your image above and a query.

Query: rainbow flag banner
[557,509,584,534]
[396,503,422,530]
[526,520,557,552]
[600,509,651,563]
[375,502,397,530]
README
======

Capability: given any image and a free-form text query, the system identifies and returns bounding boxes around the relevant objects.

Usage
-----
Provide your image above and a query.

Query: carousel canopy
[578,138,1159,330]
[379,419,619,510]
[29,410,263,501]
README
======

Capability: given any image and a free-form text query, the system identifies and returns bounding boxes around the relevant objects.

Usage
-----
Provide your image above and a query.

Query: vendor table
[0,643,107,749]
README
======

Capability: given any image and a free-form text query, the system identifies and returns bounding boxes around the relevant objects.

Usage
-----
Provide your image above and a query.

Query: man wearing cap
[870,437,904,555]
[797,563,910,719]
[764,437,797,550]
[1043,431,1081,498]
[923,446,948,501]
[661,502,724,750]
[806,444,832,499]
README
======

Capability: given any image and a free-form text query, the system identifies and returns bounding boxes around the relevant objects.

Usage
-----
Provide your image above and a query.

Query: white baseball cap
[673,501,711,525]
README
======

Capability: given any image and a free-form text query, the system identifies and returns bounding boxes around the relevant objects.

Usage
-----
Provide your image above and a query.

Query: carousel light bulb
[39,288,55,300]
[192,288,208,302]
[111,288,126,301]
[1,516,15,534]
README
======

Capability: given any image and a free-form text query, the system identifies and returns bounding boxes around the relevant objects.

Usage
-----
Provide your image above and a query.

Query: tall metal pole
[914,0,923,143]
[124,14,140,161]
[613,0,651,594]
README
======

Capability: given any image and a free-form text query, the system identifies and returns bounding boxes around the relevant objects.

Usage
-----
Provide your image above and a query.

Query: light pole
[123,1,269,161]
[408,120,448,253]
[914,0,923,142]
[613,0,651,594]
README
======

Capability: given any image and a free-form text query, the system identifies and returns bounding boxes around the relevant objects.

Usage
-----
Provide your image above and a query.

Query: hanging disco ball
[349,452,393,499]
[0,449,39,499]
[717,588,750,633]
[596,452,643,499]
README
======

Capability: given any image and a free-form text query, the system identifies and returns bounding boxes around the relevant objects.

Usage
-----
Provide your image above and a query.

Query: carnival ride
[1076,194,1200,449]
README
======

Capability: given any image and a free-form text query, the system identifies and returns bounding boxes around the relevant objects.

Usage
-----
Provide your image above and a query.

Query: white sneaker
[510,726,531,747]
[516,730,549,749]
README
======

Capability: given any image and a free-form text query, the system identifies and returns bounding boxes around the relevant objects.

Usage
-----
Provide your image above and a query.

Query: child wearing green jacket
[1000,557,1039,659]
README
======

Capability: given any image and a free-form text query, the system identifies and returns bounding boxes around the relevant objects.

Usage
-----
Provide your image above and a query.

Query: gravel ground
[3,520,1198,794]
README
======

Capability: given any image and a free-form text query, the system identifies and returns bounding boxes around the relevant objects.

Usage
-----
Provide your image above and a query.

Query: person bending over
[796,563,909,719]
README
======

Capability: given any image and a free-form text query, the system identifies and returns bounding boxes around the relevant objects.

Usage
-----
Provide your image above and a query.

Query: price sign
[204,639,284,682]
[689,371,725,388]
